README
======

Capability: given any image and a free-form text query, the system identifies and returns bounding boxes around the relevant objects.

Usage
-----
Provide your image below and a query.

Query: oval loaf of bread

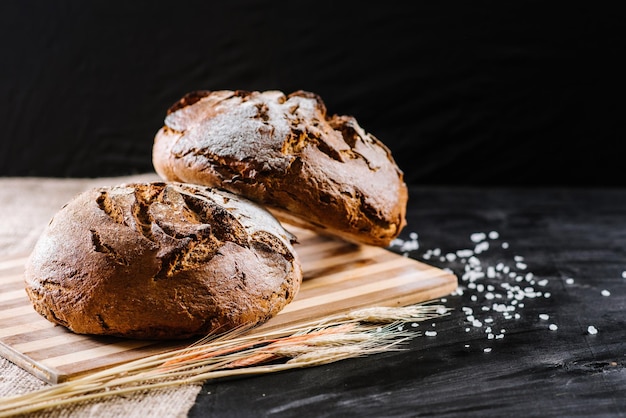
[23,182,302,340]
[153,90,408,247]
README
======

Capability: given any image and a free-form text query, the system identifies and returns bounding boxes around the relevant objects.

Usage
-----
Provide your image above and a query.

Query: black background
[1,1,624,186]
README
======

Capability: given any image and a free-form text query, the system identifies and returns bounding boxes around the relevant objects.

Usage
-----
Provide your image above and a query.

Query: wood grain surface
[0,226,457,384]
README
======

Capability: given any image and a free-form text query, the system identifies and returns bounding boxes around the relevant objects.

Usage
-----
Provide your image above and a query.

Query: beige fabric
[0,173,202,417]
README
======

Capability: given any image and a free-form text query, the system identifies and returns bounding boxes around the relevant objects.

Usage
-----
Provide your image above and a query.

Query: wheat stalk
[0,302,449,417]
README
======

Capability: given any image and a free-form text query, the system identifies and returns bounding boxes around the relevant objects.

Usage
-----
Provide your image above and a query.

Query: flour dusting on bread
[153,90,408,247]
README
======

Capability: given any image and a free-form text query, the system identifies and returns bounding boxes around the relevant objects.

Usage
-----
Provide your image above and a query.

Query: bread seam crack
[90,229,129,266]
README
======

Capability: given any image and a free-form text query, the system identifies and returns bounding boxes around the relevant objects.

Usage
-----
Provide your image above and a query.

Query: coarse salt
[391,229,552,349]
[471,232,487,243]
[474,242,489,254]
[587,325,598,335]
[457,249,474,258]
[601,289,611,297]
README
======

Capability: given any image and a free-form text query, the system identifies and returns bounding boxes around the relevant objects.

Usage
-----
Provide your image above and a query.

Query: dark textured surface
[189,186,626,417]
[1,1,624,186]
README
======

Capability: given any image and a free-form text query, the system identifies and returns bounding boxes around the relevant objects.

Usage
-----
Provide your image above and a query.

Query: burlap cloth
[0,173,201,417]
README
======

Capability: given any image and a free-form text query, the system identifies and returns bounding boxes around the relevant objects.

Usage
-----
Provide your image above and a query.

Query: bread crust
[153,90,408,247]
[23,182,302,340]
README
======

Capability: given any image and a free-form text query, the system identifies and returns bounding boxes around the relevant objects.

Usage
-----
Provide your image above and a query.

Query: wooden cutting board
[0,226,457,384]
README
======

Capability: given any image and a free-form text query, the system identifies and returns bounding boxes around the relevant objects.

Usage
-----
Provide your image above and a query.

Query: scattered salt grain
[474,241,490,254]
[622,271,626,279]
[565,278,575,285]
[539,314,549,320]
[411,323,419,328]
[471,232,487,243]
[483,348,492,353]
[488,231,499,239]
[502,242,509,249]
[549,324,558,331]
[457,249,474,258]
[601,289,611,297]
[425,331,437,337]
[587,325,598,335]
[468,256,481,267]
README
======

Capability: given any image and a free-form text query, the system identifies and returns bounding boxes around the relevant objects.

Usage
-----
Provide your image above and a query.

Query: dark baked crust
[152,90,408,247]
[23,182,302,340]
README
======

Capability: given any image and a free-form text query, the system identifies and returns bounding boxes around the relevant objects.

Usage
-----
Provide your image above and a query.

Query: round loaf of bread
[152,90,408,247]
[24,182,302,340]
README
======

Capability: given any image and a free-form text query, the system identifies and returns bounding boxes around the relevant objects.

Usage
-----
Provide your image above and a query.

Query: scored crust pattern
[24,182,302,340]
[153,90,408,247]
